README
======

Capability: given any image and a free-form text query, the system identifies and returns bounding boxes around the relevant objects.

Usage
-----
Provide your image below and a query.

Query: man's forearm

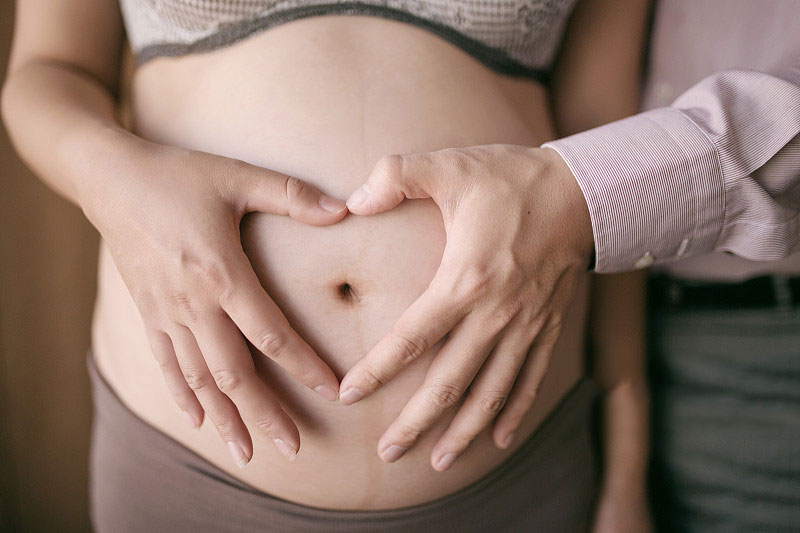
[543,65,800,272]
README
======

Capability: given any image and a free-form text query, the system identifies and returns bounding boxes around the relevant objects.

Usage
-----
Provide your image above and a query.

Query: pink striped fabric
[542,66,800,273]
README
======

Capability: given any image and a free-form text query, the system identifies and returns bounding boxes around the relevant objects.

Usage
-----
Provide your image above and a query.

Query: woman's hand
[338,145,593,470]
[78,130,347,467]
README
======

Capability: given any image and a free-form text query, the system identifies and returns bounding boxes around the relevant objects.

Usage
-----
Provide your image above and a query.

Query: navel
[335,281,360,303]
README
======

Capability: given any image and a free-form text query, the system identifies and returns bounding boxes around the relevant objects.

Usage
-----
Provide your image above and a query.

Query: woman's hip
[88,350,601,532]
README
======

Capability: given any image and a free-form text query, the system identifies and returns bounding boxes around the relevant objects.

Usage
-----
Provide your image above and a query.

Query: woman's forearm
[590,271,649,485]
[601,380,650,493]
[1,47,351,466]
[1,58,131,207]
[589,271,652,532]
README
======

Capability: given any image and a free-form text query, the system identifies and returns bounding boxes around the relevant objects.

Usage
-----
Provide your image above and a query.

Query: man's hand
[338,145,593,470]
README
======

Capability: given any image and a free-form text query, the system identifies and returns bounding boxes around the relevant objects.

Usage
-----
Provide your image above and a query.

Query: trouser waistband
[88,351,600,532]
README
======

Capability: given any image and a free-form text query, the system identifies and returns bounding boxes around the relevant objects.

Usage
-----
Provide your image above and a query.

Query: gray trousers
[648,302,800,532]
[88,351,600,533]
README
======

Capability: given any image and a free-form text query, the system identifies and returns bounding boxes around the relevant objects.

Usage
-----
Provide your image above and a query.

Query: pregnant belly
[92,16,588,509]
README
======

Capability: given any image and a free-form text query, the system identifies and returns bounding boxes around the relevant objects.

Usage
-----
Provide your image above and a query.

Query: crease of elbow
[4,56,120,104]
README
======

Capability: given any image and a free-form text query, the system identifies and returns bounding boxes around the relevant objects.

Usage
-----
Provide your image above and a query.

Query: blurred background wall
[1,2,99,530]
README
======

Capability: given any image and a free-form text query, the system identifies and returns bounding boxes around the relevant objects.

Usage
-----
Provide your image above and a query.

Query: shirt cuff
[542,107,725,273]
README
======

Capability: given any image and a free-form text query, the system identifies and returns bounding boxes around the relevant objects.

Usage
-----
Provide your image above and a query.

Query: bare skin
[591,271,652,533]
[338,0,650,467]
[2,0,650,522]
[91,17,587,508]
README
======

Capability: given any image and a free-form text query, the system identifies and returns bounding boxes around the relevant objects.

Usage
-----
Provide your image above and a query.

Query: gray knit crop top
[120,0,580,81]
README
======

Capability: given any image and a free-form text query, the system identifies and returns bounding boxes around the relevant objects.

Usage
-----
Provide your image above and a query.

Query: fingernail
[319,195,347,214]
[435,453,457,471]
[339,387,363,406]
[380,444,407,463]
[184,411,200,429]
[501,432,515,449]
[227,442,250,468]
[273,438,297,461]
[347,184,369,209]
[315,384,339,402]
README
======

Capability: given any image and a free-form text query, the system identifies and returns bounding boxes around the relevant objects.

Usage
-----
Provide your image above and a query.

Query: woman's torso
[92,16,589,510]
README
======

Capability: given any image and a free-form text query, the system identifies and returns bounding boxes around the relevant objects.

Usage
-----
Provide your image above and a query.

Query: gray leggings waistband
[88,352,600,532]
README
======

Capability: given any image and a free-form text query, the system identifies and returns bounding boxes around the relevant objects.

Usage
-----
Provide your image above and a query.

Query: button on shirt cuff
[542,108,725,273]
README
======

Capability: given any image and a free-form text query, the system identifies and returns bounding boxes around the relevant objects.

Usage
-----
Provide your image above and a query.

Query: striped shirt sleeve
[542,65,800,273]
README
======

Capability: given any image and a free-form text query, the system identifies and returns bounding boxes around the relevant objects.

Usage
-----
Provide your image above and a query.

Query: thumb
[347,154,433,215]
[237,164,348,226]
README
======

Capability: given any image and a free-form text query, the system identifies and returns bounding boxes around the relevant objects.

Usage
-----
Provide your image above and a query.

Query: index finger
[221,250,340,402]
[338,276,468,405]
[231,162,348,225]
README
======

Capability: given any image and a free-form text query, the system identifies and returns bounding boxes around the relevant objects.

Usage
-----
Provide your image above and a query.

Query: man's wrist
[542,109,725,273]
[539,147,596,270]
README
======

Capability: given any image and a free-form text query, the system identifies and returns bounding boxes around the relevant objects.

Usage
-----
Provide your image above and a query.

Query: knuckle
[448,149,475,175]
[227,157,251,176]
[450,432,477,450]
[222,160,250,204]
[526,275,545,298]
[457,265,492,301]
[224,158,253,190]
[426,381,464,411]
[156,357,172,372]
[392,329,430,365]
[135,291,160,318]
[211,368,244,394]
[434,148,470,175]
[547,313,564,333]
[212,417,235,437]
[183,255,233,297]
[490,298,523,329]
[169,290,198,323]
[293,363,317,386]
[374,154,403,182]
[201,261,233,298]
[214,283,236,309]
[477,393,508,417]
[183,370,211,392]
[284,176,306,202]
[517,303,538,326]
[254,330,287,359]
[360,363,388,389]
[519,385,540,408]
[396,423,423,443]
[171,259,234,315]
[254,417,277,435]
[505,258,527,287]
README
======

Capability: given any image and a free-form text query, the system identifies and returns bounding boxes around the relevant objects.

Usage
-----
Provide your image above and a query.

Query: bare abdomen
[91,16,588,509]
